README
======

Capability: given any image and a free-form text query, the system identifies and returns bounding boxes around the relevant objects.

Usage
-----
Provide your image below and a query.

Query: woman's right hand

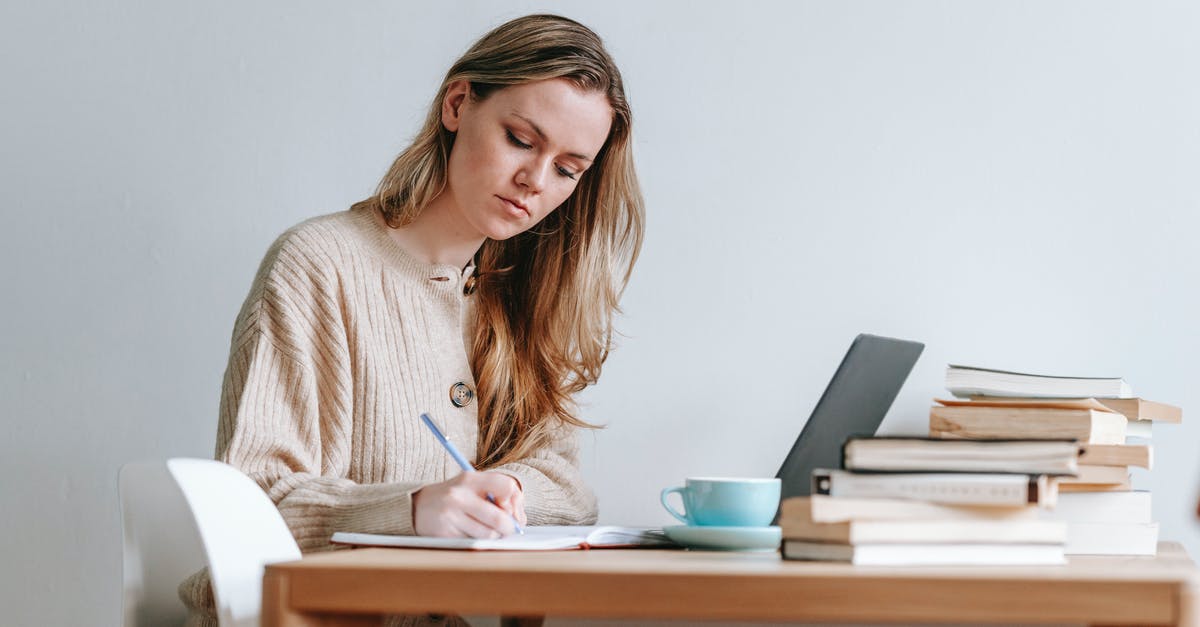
[412,471,525,538]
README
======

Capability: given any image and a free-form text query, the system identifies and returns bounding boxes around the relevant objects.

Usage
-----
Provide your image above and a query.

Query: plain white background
[2,2,1198,625]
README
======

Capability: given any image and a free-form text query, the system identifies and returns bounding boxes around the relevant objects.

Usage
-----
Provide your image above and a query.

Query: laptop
[774,333,924,516]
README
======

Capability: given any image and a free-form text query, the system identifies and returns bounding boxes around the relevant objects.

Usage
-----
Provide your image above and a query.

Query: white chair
[120,458,301,627]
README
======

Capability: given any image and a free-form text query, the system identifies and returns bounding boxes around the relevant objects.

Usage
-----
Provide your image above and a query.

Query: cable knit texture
[179,205,599,626]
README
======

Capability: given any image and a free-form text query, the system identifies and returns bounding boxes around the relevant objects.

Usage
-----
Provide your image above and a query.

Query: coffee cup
[660,477,781,527]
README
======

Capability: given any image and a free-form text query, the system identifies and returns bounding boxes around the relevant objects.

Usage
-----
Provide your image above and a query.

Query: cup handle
[660,486,690,524]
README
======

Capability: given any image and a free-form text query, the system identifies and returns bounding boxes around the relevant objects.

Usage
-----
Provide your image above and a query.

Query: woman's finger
[463,493,521,536]
[510,490,527,526]
[468,471,521,500]
[452,513,502,539]
[494,489,526,525]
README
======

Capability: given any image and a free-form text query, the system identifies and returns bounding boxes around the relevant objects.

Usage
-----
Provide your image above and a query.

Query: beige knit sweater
[180,205,598,625]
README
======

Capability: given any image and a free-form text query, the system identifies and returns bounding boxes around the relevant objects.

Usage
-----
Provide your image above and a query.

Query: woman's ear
[441,80,470,133]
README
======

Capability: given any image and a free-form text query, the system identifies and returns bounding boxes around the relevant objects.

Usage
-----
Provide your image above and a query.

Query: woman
[181,13,643,626]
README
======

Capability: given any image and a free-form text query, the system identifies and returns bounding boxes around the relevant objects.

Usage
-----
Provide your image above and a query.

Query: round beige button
[449,382,475,408]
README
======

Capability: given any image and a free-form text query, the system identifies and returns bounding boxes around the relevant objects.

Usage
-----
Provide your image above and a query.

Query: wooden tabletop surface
[263,541,1200,626]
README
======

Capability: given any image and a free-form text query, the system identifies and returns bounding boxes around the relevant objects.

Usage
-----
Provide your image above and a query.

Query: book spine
[814,470,1043,506]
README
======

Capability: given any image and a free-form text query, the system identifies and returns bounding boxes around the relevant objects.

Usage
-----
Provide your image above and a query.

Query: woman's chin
[479,221,527,242]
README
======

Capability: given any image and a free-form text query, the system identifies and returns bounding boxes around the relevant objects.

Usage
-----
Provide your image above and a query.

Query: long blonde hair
[352,15,644,467]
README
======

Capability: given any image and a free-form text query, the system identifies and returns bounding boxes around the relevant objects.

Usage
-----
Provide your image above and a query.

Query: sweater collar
[347,204,476,288]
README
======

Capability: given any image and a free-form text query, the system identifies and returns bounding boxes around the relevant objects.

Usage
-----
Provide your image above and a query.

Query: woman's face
[440,78,614,242]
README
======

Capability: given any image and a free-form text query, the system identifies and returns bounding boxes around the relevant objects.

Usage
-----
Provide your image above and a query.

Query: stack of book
[779,437,1076,565]
[932,364,1183,555]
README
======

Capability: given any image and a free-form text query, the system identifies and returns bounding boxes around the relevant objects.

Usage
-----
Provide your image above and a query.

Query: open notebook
[331,525,675,551]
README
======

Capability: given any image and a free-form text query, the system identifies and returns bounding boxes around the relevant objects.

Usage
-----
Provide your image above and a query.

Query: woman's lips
[497,195,530,217]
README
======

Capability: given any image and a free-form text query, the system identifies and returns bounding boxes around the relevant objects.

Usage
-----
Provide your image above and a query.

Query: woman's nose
[516,160,549,193]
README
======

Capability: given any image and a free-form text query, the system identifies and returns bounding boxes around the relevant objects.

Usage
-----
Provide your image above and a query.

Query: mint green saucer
[663,525,782,551]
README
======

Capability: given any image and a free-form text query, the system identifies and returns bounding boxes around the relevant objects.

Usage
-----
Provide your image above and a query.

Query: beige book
[1096,398,1182,423]
[946,398,1149,441]
[1078,444,1152,469]
[1058,474,1133,492]
[1058,464,1129,485]
[929,406,1126,444]
[782,495,1040,524]
[972,396,1181,424]
[943,397,1115,412]
[780,517,1067,545]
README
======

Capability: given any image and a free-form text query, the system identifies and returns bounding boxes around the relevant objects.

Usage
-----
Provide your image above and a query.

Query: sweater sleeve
[493,424,599,526]
[215,236,421,552]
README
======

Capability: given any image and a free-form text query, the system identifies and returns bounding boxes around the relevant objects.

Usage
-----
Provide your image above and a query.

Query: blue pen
[419,412,524,535]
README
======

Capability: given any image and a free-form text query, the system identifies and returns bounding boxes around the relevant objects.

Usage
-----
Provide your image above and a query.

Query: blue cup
[660,477,781,527]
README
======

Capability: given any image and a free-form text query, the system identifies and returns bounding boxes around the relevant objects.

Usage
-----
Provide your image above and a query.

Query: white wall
[2,1,1197,625]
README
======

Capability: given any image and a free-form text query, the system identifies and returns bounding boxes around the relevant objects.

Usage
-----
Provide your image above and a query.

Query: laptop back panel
[774,334,924,507]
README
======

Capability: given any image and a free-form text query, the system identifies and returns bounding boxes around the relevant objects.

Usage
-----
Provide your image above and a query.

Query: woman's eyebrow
[512,113,594,163]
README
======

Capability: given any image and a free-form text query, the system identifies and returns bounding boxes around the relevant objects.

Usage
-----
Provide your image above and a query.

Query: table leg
[262,570,320,627]
[1179,576,1199,627]
[263,570,377,627]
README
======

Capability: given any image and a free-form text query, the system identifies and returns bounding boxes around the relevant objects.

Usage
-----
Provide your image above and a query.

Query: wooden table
[263,542,1199,626]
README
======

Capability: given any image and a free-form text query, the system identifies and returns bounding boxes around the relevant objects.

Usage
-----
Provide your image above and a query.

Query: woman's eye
[506,128,577,180]
[505,130,532,150]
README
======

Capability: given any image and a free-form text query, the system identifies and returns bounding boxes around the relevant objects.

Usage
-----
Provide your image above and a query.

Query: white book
[331,525,673,551]
[1062,522,1159,555]
[946,364,1132,399]
[1039,491,1152,524]
[782,540,1066,566]
[813,469,1057,507]
[842,437,1080,475]
[781,518,1067,545]
[1125,420,1153,440]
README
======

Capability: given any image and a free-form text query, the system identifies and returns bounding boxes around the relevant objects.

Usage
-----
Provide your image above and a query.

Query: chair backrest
[120,460,209,627]
[120,459,301,627]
